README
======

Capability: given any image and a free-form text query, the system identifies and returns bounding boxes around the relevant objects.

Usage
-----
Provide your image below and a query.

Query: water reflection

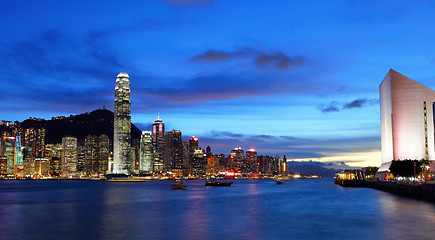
[1,179,435,240]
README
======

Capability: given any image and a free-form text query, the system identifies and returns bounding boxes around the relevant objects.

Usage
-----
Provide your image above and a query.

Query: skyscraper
[152,115,165,172]
[113,72,131,174]
[188,136,199,174]
[139,131,153,172]
[231,147,245,172]
[61,136,77,178]
[245,148,258,173]
[164,130,183,170]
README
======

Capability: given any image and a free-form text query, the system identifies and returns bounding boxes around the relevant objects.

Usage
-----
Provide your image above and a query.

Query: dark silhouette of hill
[20,109,142,144]
[287,161,339,178]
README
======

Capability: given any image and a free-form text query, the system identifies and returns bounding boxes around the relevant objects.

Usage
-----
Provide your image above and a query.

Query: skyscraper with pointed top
[152,114,165,172]
[113,72,131,174]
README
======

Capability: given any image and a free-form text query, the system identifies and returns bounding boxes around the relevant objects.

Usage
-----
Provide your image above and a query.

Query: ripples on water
[0,179,434,240]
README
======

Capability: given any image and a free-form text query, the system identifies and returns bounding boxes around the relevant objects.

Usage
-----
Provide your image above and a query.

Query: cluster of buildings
[0,73,288,179]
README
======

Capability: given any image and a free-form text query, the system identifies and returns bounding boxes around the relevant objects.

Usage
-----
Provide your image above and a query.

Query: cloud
[318,102,340,112]
[193,130,380,159]
[191,47,307,71]
[256,52,305,70]
[0,28,134,114]
[319,98,378,112]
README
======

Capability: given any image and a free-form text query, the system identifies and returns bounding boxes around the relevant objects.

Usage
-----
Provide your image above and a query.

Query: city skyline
[3,1,435,167]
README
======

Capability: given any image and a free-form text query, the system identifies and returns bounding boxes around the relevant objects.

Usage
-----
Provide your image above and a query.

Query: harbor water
[0,179,434,240]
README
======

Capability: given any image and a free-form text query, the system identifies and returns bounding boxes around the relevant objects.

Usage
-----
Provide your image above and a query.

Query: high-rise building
[131,138,140,173]
[231,147,245,172]
[380,70,435,163]
[182,140,189,169]
[139,131,153,172]
[191,149,206,177]
[77,139,86,173]
[85,135,110,176]
[188,136,199,174]
[164,130,183,170]
[244,148,258,173]
[113,72,131,174]
[62,136,77,178]
[152,115,165,172]
[50,157,61,177]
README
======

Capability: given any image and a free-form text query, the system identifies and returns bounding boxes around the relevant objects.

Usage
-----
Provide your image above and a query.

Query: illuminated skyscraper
[188,136,199,174]
[231,147,245,171]
[62,136,77,178]
[139,131,153,172]
[164,130,183,170]
[113,72,131,174]
[380,70,435,163]
[244,148,257,173]
[152,115,165,172]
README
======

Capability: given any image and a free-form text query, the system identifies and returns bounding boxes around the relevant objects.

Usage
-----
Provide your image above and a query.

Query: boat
[105,173,147,182]
[276,180,283,185]
[171,179,186,190]
[205,179,233,187]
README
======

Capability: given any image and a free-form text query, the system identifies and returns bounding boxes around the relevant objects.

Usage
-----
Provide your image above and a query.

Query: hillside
[20,109,142,144]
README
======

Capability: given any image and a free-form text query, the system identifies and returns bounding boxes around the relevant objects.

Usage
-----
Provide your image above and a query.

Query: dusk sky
[2,0,435,167]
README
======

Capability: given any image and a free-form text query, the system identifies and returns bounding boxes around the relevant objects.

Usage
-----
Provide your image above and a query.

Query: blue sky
[2,0,435,167]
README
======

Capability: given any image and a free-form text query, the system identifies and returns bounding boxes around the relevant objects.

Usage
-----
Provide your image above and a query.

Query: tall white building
[380,69,435,164]
[113,73,131,174]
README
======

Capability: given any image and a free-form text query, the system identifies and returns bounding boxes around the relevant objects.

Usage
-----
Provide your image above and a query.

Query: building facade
[152,116,165,172]
[380,69,435,163]
[139,131,153,172]
[164,130,183,170]
[62,136,77,178]
[113,72,131,174]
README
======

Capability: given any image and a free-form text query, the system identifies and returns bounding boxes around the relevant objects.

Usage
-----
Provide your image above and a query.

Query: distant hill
[287,161,340,178]
[19,109,142,144]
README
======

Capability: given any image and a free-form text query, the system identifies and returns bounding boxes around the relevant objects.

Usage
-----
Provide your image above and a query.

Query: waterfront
[0,179,434,240]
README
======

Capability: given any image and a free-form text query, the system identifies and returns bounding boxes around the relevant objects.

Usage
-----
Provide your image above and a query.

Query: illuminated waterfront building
[380,70,435,169]
[50,157,61,177]
[85,135,110,175]
[113,72,131,174]
[77,139,86,173]
[152,115,165,172]
[164,130,183,170]
[131,138,140,173]
[139,131,153,172]
[230,147,245,171]
[206,156,219,176]
[23,127,45,159]
[182,140,190,169]
[62,136,77,178]
[188,136,199,174]
[244,148,258,173]
[191,149,206,177]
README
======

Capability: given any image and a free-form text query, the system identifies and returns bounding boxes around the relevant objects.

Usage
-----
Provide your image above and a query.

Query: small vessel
[205,179,233,187]
[276,180,283,185]
[171,179,186,190]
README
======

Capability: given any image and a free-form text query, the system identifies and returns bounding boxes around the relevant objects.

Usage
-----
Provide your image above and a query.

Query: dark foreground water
[0,179,434,240]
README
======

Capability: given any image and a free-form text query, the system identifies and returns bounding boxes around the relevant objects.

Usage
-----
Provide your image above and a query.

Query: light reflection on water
[0,179,434,240]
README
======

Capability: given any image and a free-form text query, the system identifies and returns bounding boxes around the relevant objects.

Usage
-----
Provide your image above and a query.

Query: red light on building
[225,170,235,178]
[190,136,198,142]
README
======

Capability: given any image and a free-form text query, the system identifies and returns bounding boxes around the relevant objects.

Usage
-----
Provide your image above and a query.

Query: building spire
[158,112,160,120]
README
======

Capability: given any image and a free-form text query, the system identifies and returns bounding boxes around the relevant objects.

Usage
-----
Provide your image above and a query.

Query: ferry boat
[205,179,233,187]
[171,179,186,190]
